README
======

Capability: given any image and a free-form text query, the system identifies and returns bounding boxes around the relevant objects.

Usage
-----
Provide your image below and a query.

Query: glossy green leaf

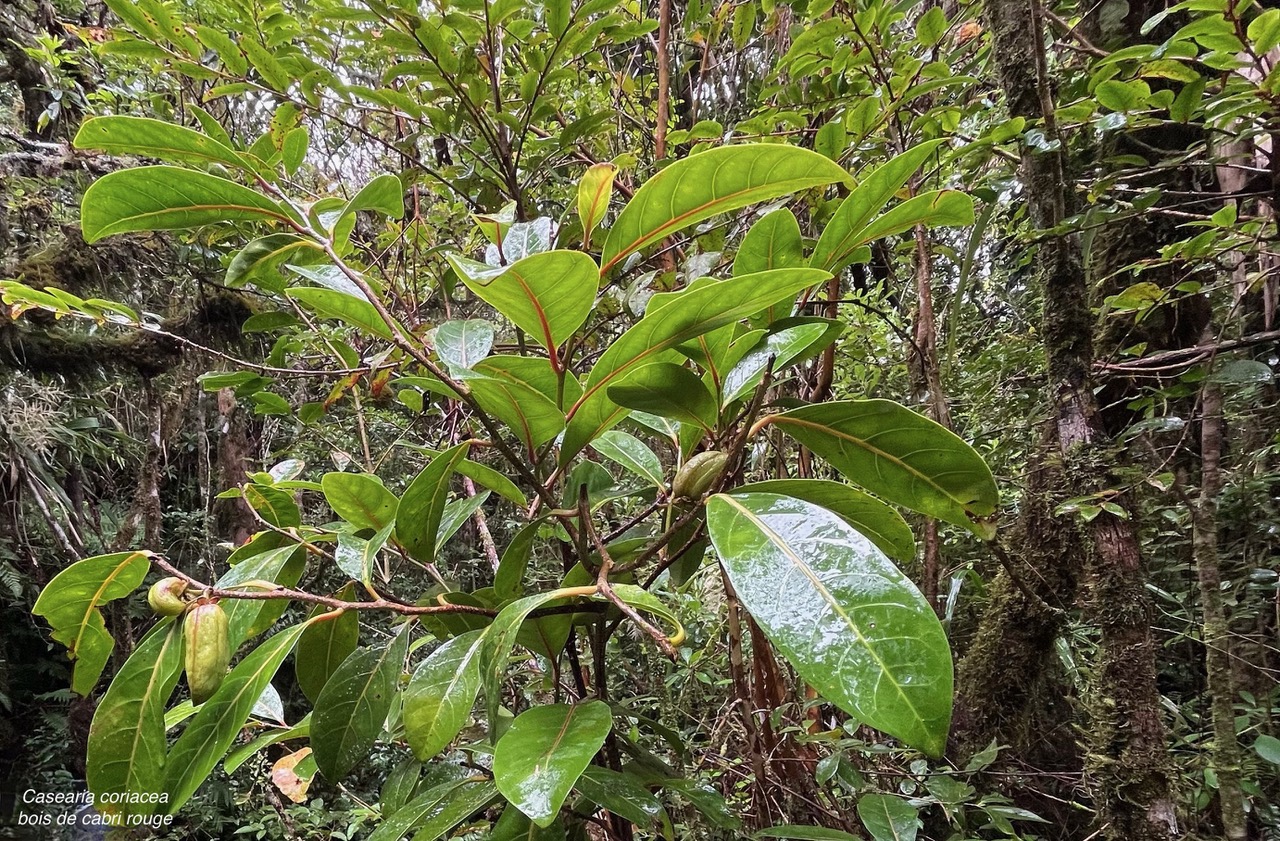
[562,268,830,462]
[733,208,804,277]
[334,522,394,586]
[215,543,303,647]
[578,163,617,249]
[436,492,491,554]
[857,794,919,841]
[1254,734,1280,765]
[706,493,953,756]
[244,483,301,527]
[591,429,665,487]
[341,173,404,219]
[33,551,151,695]
[474,354,583,409]
[478,590,581,728]
[850,190,974,247]
[86,618,184,816]
[722,321,834,406]
[810,141,944,274]
[312,622,411,781]
[81,166,291,243]
[287,286,395,339]
[601,144,849,273]
[609,362,719,430]
[226,234,323,290]
[575,766,664,827]
[74,116,248,169]
[448,250,598,352]
[368,779,497,841]
[323,472,399,531]
[395,443,469,563]
[403,444,527,506]
[436,319,495,370]
[737,480,915,562]
[494,701,613,827]
[767,399,998,535]
[164,621,312,812]
[296,589,359,704]
[404,630,485,760]
[458,370,565,453]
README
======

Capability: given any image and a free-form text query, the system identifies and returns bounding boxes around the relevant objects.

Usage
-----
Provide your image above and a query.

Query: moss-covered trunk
[963,0,1177,836]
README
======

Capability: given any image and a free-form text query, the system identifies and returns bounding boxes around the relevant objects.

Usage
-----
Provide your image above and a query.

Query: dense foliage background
[1,0,1279,838]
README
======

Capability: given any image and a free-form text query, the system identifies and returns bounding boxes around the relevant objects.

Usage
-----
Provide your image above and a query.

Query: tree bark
[1191,378,1247,840]
[962,0,1177,836]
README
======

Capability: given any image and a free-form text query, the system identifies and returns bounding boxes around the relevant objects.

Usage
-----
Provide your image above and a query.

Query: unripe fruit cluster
[147,577,231,705]
[672,450,728,500]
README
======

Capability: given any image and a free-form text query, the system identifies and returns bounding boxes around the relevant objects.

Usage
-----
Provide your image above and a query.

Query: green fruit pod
[184,600,231,705]
[673,450,729,499]
[147,576,189,616]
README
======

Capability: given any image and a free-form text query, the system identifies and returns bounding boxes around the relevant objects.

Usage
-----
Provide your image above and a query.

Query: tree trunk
[1192,378,1247,840]
[966,0,1177,836]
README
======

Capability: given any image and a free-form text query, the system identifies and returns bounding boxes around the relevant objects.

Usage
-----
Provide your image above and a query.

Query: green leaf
[601,144,850,273]
[296,590,359,704]
[722,321,835,406]
[286,287,395,339]
[850,190,974,247]
[164,621,312,812]
[74,116,248,169]
[562,268,830,462]
[733,208,805,277]
[706,493,953,756]
[737,480,915,562]
[811,141,944,274]
[1254,734,1280,765]
[244,483,301,527]
[857,794,920,841]
[491,807,568,840]
[458,370,566,453]
[448,250,598,352]
[436,319,495,370]
[578,163,618,249]
[396,443,469,562]
[915,5,947,45]
[341,173,404,220]
[478,591,583,728]
[591,429,666,487]
[323,472,399,531]
[403,444,526,506]
[226,234,323,290]
[767,399,998,535]
[334,522,393,587]
[404,630,485,760]
[81,166,291,243]
[1095,79,1150,112]
[495,520,541,601]
[312,622,411,781]
[609,362,719,430]
[756,826,860,841]
[575,766,664,827]
[437,492,491,553]
[86,619,184,817]
[33,551,151,695]
[494,701,614,827]
[224,716,310,773]
[215,543,304,646]
[368,779,498,841]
